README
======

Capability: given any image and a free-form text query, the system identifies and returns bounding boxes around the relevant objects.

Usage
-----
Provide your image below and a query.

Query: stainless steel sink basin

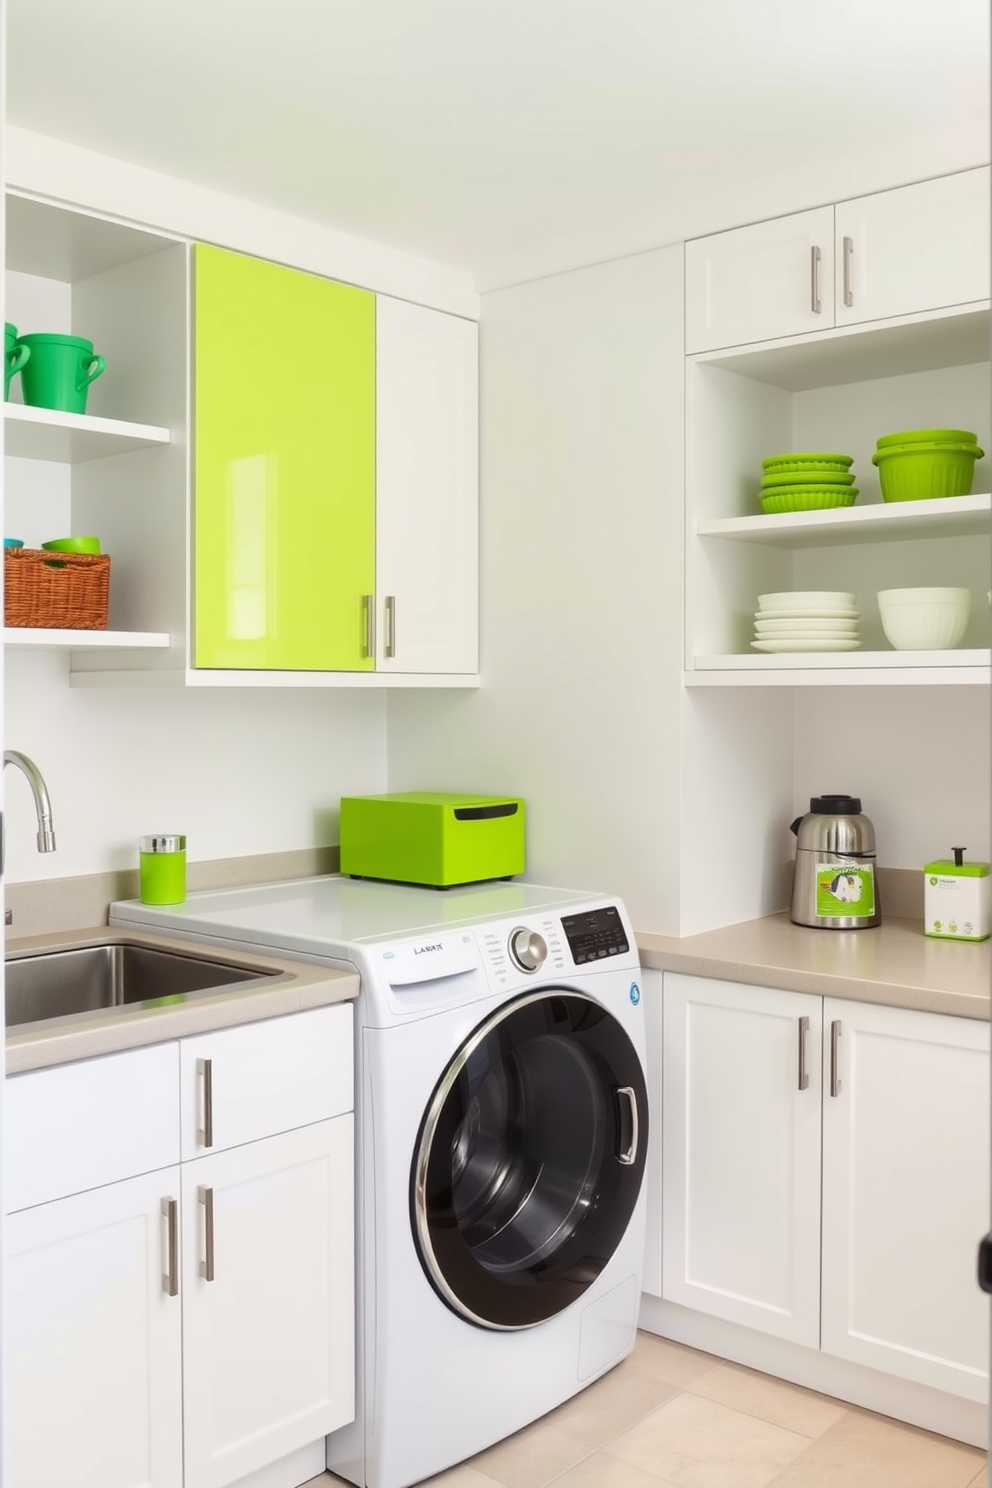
[6,941,284,1030]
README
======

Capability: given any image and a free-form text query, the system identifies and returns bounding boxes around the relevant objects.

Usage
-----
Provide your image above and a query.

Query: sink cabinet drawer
[6,1043,181,1211]
[179,1004,353,1159]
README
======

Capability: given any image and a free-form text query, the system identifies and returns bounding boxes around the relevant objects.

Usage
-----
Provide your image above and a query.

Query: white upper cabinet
[375,297,479,675]
[685,208,835,353]
[835,168,991,327]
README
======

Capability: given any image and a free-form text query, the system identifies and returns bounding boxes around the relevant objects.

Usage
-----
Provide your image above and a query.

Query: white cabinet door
[662,973,822,1344]
[685,207,835,353]
[181,1117,355,1488]
[835,168,991,326]
[375,296,479,674]
[821,999,990,1402]
[7,1169,183,1488]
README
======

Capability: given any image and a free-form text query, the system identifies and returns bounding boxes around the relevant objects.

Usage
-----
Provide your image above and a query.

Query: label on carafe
[815,861,875,918]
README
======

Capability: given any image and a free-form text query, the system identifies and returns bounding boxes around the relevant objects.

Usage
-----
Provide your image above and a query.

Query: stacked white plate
[752,591,861,652]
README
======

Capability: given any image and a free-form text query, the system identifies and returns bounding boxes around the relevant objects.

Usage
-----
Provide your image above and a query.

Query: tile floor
[305,1331,989,1488]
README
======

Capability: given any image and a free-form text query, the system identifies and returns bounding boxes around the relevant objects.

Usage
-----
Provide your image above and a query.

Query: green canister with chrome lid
[139,834,187,905]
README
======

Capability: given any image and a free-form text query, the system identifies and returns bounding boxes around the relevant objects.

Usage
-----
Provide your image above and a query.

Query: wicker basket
[4,548,111,629]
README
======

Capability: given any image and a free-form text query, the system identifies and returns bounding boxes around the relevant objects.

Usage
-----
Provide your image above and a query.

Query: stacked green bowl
[870,429,985,502]
[758,453,858,514]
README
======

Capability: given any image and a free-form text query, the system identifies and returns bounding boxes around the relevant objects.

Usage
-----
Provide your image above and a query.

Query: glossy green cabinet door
[194,245,375,670]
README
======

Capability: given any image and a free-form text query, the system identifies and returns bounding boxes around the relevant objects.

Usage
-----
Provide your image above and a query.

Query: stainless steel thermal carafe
[789,795,880,929]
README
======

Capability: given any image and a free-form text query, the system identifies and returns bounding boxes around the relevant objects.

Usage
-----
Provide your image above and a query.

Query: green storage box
[339,792,526,887]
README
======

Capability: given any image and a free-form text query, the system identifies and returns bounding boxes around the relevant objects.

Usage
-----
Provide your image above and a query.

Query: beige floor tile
[551,1449,680,1487]
[604,1390,811,1488]
[542,1358,682,1449]
[686,1361,848,1440]
[967,1469,989,1488]
[626,1329,722,1388]
[767,1409,985,1488]
[468,1416,593,1488]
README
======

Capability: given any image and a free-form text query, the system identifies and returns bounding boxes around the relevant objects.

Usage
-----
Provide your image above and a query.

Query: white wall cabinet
[658,972,990,1405]
[4,192,480,687]
[7,1168,184,1488]
[685,207,834,354]
[661,973,823,1345]
[5,1005,355,1488]
[835,171,991,329]
[821,997,990,1403]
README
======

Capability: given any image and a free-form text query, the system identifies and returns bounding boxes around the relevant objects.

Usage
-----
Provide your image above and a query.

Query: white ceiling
[6,0,990,278]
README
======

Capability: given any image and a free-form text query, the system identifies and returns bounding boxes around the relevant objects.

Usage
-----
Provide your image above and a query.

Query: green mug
[17,332,107,415]
[4,322,30,401]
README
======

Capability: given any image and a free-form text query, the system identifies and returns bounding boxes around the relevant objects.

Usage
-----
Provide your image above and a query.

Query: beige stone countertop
[636,913,990,1021]
[5,926,360,1075]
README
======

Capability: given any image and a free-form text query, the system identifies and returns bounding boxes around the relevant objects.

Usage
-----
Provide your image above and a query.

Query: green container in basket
[871,441,984,501]
[17,332,106,415]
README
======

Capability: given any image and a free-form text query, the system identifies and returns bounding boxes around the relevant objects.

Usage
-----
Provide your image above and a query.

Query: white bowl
[876,588,971,650]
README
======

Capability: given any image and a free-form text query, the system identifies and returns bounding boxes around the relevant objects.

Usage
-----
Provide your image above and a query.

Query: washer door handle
[615,1085,639,1166]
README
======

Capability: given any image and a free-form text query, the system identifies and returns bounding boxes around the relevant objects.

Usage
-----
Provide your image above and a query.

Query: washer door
[411,988,648,1330]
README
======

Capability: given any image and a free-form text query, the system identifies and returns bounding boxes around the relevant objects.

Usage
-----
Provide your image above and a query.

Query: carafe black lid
[810,794,862,815]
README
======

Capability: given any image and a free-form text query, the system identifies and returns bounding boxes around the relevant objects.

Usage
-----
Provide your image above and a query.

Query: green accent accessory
[762,453,853,471]
[4,321,30,400]
[139,834,187,905]
[760,469,856,487]
[761,487,858,513]
[17,332,106,414]
[876,429,977,448]
[814,862,875,918]
[924,859,990,877]
[193,244,376,671]
[871,442,984,501]
[340,792,526,887]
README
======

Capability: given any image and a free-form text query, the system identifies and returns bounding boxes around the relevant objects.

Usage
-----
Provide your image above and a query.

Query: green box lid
[924,860,990,877]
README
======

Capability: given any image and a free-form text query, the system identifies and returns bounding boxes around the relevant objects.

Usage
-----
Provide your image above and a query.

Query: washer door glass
[411,989,648,1330]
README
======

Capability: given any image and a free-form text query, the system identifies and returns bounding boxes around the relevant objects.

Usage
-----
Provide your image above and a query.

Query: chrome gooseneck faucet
[4,751,57,853]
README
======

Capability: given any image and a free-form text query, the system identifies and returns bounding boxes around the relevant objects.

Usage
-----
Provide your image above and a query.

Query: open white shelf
[697,493,991,549]
[686,649,991,686]
[3,403,171,463]
[4,628,171,650]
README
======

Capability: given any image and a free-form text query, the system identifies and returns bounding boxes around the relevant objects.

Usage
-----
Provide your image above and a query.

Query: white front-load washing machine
[111,876,649,1488]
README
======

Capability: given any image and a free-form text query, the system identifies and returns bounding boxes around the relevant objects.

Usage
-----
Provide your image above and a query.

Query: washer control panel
[560,904,630,965]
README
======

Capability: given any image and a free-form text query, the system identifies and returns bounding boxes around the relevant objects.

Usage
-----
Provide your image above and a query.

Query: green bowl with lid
[876,428,977,448]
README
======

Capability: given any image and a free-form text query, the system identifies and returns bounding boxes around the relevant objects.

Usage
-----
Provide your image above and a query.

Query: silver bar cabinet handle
[616,1085,639,1166]
[810,245,822,314]
[830,1019,843,1097]
[842,236,854,308]
[198,1186,215,1281]
[384,595,396,659]
[362,594,375,659]
[797,1015,810,1091]
[161,1197,178,1297]
[197,1057,213,1148]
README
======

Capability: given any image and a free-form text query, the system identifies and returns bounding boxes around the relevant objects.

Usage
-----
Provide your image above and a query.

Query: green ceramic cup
[4,322,30,401]
[17,332,106,414]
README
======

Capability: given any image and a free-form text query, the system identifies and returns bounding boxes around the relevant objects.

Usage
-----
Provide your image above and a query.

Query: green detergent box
[923,850,991,941]
[339,792,526,888]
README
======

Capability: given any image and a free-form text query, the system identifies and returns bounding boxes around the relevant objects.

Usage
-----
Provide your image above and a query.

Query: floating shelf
[3,403,171,463]
[686,649,991,686]
[696,494,991,549]
[4,628,171,650]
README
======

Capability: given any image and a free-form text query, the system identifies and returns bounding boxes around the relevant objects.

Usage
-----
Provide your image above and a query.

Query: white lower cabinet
[182,1118,355,1488]
[6,1005,355,1488]
[660,972,990,1404]
[7,1168,184,1488]
[662,973,822,1345]
[820,998,990,1402]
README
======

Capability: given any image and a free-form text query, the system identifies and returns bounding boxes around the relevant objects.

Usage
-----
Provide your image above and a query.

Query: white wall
[386,245,686,932]
[4,648,387,882]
